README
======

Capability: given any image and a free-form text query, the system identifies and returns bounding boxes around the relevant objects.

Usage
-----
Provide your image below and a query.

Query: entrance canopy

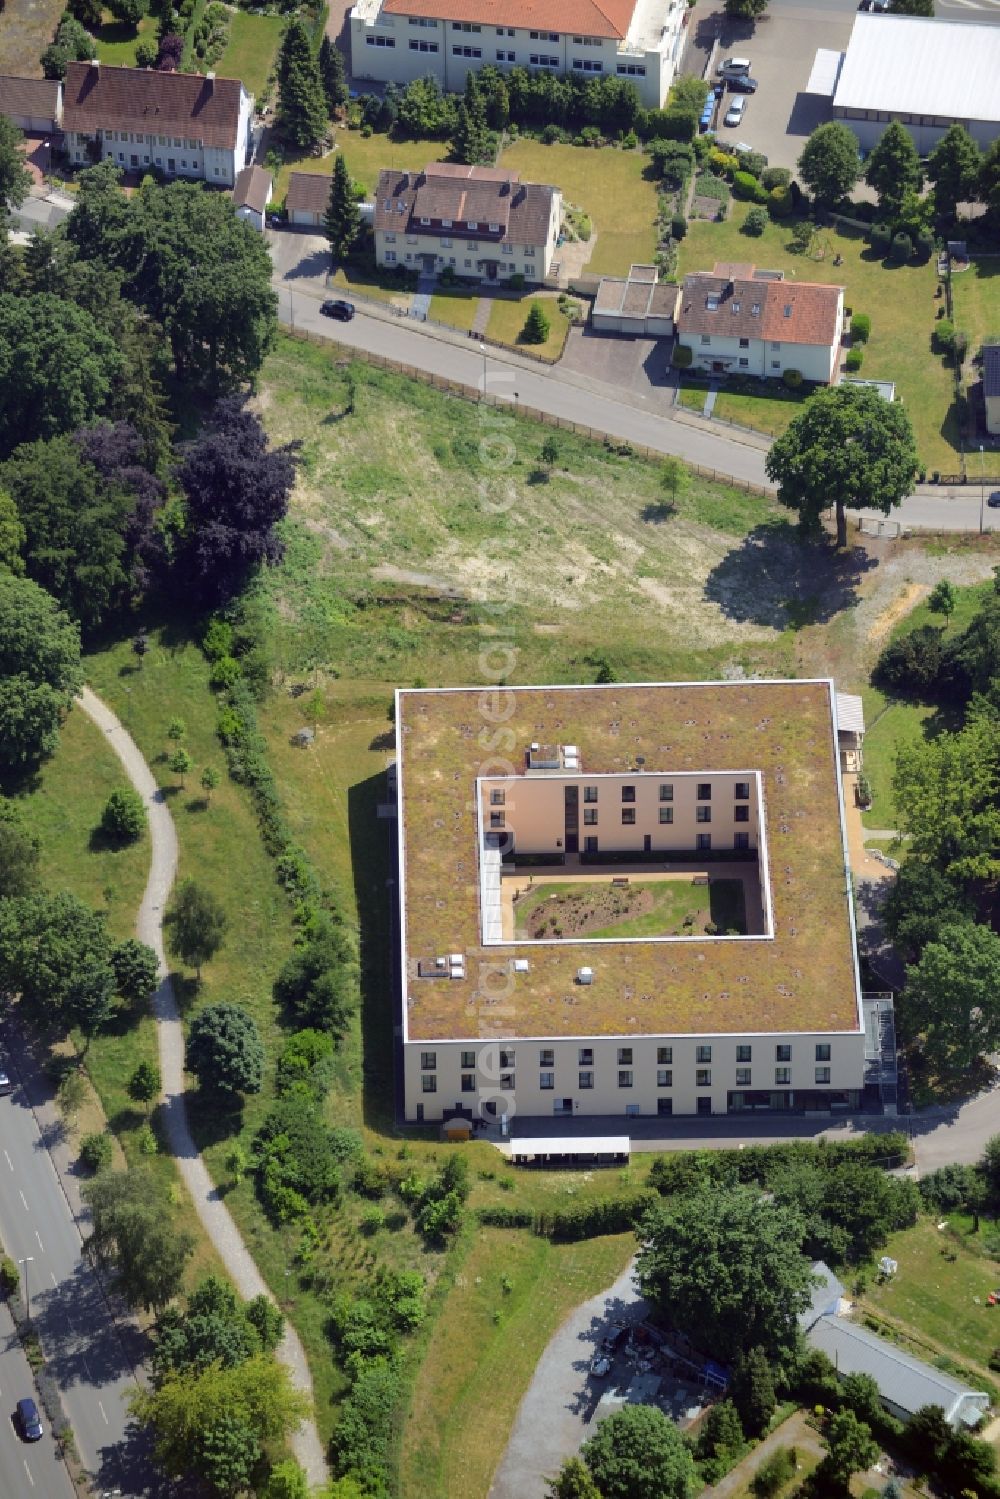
[806,48,844,97]
[507,1136,631,1164]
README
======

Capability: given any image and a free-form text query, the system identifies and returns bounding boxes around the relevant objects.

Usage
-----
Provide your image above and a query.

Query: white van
[724,95,747,127]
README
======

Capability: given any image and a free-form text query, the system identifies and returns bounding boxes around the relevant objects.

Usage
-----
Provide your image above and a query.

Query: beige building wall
[987,392,1000,436]
[403,1029,866,1122]
[374,197,561,282]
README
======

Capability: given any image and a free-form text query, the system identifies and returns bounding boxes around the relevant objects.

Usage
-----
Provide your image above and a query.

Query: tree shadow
[87,825,134,854]
[704,520,879,629]
[641,501,677,524]
[187,1085,245,1151]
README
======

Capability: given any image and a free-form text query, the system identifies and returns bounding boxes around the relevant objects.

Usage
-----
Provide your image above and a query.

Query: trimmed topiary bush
[846,347,864,372]
[79,1132,113,1173]
[768,185,792,218]
[761,166,791,191]
[670,213,688,240]
[100,786,146,842]
[869,222,892,255]
[672,344,693,369]
[741,206,768,237]
[850,313,871,343]
[732,170,767,203]
[914,227,935,262]
[891,231,912,262]
[782,368,803,389]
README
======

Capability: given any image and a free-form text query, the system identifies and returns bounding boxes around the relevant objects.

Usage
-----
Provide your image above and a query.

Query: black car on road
[728,76,758,94]
[320,299,355,321]
[16,1398,43,1442]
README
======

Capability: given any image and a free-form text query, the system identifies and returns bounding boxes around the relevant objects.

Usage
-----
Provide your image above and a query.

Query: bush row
[477,1191,656,1240]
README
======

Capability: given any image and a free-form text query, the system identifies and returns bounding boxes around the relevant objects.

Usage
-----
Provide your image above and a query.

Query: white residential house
[349,0,688,109]
[373,162,560,283]
[233,164,272,231]
[675,263,844,385]
[61,60,252,187]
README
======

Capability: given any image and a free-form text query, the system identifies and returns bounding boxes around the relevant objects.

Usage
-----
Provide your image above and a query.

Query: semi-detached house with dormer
[350,0,688,108]
[373,162,560,282]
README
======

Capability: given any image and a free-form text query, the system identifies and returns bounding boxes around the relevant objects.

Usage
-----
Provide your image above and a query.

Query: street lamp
[479,342,487,400]
[18,1256,34,1324]
[981,444,986,535]
[289,285,295,333]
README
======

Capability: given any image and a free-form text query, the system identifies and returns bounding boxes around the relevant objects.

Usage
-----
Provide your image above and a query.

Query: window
[816,1044,831,1061]
[441,218,452,227]
[696,1069,711,1087]
[776,1045,791,1062]
[384,250,396,263]
[578,1048,593,1066]
[529,53,558,66]
[738,358,749,369]
[539,1048,554,1066]
[573,33,600,44]
[694,1047,711,1066]
[467,221,478,230]
[525,245,535,257]
[452,19,481,28]
[735,805,749,823]
[697,833,711,851]
[657,1096,672,1115]
[584,786,598,803]
[409,37,438,49]
[735,782,750,800]
[697,783,712,801]
[420,1051,437,1071]
[384,231,397,244]
[621,786,635,803]
[657,1069,672,1087]
[489,811,504,828]
[496,49,515,60]
[771,341,781,350]
[696,806,711,824]
[618,1070,633,1088]
[659,783,673,801]
[490,788,505,805]
[529,28,558,39]
[501,244,513,255]
[736,1045,751,1063]
[453,44,482,55]
[500,1049,515,1068]
[406,234,418,243]
[775,1067,791,1086]
[461,1050,476,1068]
[464,259,472,268]
[734,832,750,850]
[617,1048,632,1065]
[366,33,395,45]
[496,25,514,34]
[657,1046,672,1064]
[659,807,673,824]
[701,334,711,345]
[540,1071,554,1089]
[421,1074,437,1093]
[409,14,437,22]
[500,1072,515,1090]
[584,835,598,853]
[815,1067,831,1084]
[584,808,597,825]
[771,360,780,370]
[572,59,603,71]
[579,1070,594,1089]
[440,236,452,247]
[739,338,749,349]
[736,1068,751,1087]
[621,808,636,825]
[461,1074,476,1092]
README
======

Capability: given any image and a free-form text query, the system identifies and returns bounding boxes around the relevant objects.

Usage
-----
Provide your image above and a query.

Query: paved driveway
[560,326,675,409]
[269,227,332,292]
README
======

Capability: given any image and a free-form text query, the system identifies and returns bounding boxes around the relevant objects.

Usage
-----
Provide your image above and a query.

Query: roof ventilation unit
[513,958,530,973]
[576,967,594,985]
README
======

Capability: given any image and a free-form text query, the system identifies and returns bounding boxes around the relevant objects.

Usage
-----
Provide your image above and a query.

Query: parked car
[724,96,747,127]
[987,491,1000,509]
[320,299,355,321]
[16,1398,43,1442]
[717,56,751,77]
[858,0,889,11]
[0,1070,10,1096]
[728,76,758,95]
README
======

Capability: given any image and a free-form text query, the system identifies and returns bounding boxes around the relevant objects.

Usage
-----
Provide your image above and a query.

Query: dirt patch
[866,580,928,645]
[0,0,64,77]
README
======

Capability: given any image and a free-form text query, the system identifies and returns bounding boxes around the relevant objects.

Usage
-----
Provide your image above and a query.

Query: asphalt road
[0,1300,75,1499]
[0,1055,150,1496]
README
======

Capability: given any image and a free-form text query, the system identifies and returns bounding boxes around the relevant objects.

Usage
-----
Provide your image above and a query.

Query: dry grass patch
[0,0,65,76]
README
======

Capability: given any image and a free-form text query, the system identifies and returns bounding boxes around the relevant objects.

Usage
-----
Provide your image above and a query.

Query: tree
[765,384,919,548]
[522,301,551,345]
[101,786,146,842]
[177,396,299,607]
[452,73,493,165]
[0,489,25,574]
[865,120,923,222]
[823,1408,879,1490]
[166,880,227,978]
[980,138,1000,221]
[840,1372,884,1428]
[166,716,186,749]
[927,124,981,223]
[547,1457,602,1499]
[928,579,956,618]
[725,0,769,15]
[277,18,328,150]
[106,0,148,22]
[730,1347,776,1436]
[660,456,689,507]
[888,0,933,12]
[0,800,40,898]
[324,152,361,260]
[0,294,123,460]
[893,716,1000,881]
[187,1003,264,1098]
[41,13,96,79]
[696,1398,745,1479]
[127,1061,161,1111]
[581,1405,697,1499]
[112,938,160,1007]
[0,573,81,769]
[318,37,348,116]
[0,115,32,214]
[168,747,192,787]
[797,122,861,207]
[273,925,357,1039]
[905,922,1000,1072]
[200,766,221,804]
[0,891,116,1037]
[84,1169,193,1310]
[129,1354,307,1493]
[265,1460,311,1499]
[636,1185,812,1364]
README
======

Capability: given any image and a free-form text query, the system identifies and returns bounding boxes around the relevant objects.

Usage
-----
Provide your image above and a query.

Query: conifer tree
[277,19,328,150]
[318,35,347,116]
[325,153,360,260]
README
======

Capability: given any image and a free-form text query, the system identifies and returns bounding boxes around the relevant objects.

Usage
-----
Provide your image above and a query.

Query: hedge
[732,170,768,205]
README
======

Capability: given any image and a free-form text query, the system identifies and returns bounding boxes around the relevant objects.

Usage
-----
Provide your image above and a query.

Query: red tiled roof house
[62,60,253,188]
[676,263,845,386]
[373,162,561,283]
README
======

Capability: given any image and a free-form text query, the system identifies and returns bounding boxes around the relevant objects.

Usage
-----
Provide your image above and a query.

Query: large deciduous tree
[84,1169,193,1310]
[865,119,923,223]
[580,1405,697,1499]
[273,924,357,1040]
[324,152,361,261]
[0,574,82,769]
[636,1185,813,1364]
[0,891,116,1037]
[0,800,40,899]
[277,18,328,150]
[176,396,299,606]
[765,384,919,548]
[0,114,32,213]
[905,922,1000,1072]
[724,0,769,16]
[0,293,123,459]
[893,715,1000,882]
[187,1003,265,1098]
[797,122,860,208]
[927,124,981,223]
[165,879,227,978]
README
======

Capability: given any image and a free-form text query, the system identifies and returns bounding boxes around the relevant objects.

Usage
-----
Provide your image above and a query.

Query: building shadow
[704,520,878,628]
[346,769,398,1132]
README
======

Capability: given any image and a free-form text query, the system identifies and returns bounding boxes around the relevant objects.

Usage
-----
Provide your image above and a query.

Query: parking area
[268,227,331,292]
[683,0,858,170]
[560,326,675,406]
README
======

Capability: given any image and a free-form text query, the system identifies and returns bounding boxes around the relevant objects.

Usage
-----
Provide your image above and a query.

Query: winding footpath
[77,686,329,1488]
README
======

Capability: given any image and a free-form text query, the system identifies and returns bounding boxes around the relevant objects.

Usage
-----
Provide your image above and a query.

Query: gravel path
[77,687,329,1488]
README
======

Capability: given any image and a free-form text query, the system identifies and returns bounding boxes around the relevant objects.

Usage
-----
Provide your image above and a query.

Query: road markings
[3,1150,12,1171]
[97,1400,108,1425]
[18,1189,28,1211]
[34,1231,43,1252]
[49,1272,57,1288]
[23,1457,34,1487]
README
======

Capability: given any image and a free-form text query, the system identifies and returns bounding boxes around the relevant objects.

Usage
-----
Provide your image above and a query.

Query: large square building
[395,680,866,1125]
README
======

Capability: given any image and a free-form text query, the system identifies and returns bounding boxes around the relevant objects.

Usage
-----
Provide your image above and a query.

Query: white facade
[374,194,560,281]
[678,297,844,384]
[349,0,687,109]
[64,87,252,187]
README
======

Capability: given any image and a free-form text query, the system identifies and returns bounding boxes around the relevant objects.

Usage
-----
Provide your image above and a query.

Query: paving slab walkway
[76,687,328,1488]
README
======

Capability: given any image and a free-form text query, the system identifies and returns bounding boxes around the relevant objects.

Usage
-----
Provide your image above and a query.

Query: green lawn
[513,877,745,939]
[713,386,809,439]
[217,11,283,96]
[273,125,447,203]
[429,288,480,331]
[91,7,157,63]
[500,139,657,277]
[331,265,410,305]
[862,1217,1000,1382]
[951,259,1000,368]
[677,383,707,412]
[485,292,571,361]
[680,204,957,471]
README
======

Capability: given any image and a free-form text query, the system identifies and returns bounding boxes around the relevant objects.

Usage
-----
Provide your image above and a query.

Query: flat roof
[833,13,1000,125]
[396,681,862,1042]
[805,48,843,99]
[507,1136,631,1156]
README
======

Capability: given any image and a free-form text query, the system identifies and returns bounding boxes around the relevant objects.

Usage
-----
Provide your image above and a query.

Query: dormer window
[751,302,761,315]
[420,216,431,225]
[442,218,452,227]
[489,222,500,232]
[383,200,391,210]
[706,295,719,310]
[783,304,793,317]
[731,301,740,313]
[467,220,478,229]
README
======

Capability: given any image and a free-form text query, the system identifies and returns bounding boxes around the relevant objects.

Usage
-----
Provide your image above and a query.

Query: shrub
[782,368,803,389]
[742,206,768,237]
[576,214,592,241]
[737,149,767,179]
[874,624,945,695]
[752,1446,796,1499]
[79,1132,113,1173]
[914,227,935,262]
[672,344,693,369]
[761,166,791,191]
[891,231,912,262]
[846,348,864,372]
[521,301,550,345]
[275,1028,335,1102]
[670,212,688,240]
[507,272,525,290]
[732,170,767,203]
[477,1204,535,1228]
[850,313,871,343]
[135,38,157,68]
[935,318,955,355]
[100,786,146,842]
[869,222,892,255]
[0,1256,18,1296]
[768,185,792,218]
[360,1207,385,1235]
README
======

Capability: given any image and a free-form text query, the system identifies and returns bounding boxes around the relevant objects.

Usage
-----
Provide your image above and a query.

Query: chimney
[206,71,216,90]
[90,57,100,69]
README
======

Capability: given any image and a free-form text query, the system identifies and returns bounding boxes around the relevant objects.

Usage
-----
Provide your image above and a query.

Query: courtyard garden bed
[512,876,747,940]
